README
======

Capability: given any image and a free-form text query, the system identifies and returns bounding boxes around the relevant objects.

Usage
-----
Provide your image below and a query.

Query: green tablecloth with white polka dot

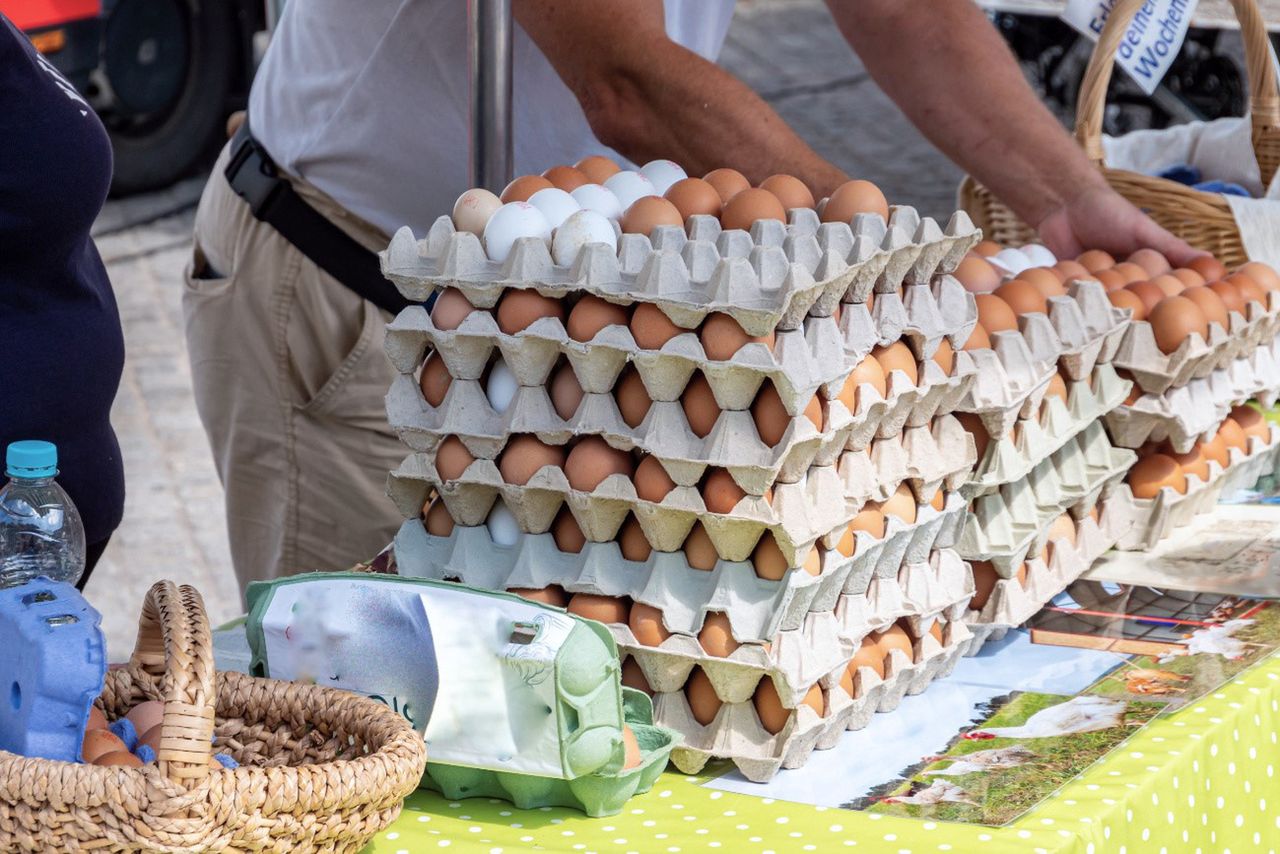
[367,653,1280,853]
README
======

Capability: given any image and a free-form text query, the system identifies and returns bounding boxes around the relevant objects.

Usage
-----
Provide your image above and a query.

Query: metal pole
[468,0,514,194]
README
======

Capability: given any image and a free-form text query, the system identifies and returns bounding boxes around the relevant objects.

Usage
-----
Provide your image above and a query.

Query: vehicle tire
[99,0,236,196]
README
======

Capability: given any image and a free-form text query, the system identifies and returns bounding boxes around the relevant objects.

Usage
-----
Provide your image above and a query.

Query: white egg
[604,170,656,210]
[452,188,502,237]
[482,202,551,263]
[552,210,618,267]
[570,183,623,220]
[989,247,1031,275]
[485,359,518,413]
[1019,243,1057,267]
[487,501,521,546]
[527,187,580,229]
[640,159,687,195]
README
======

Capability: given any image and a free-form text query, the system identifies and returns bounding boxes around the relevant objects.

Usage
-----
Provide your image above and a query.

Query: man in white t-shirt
[185,0,1196,594]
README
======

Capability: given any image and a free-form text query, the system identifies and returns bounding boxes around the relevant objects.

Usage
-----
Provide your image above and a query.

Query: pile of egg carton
[382,188,986,782]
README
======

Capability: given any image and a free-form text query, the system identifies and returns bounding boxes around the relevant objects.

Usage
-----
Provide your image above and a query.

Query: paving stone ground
[85,0,962,657]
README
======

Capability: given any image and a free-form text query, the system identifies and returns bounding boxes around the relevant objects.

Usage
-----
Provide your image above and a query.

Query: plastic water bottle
[0,441,85,587]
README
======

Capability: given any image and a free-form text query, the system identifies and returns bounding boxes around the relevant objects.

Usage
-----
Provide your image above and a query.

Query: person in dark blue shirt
[1,15,125,586]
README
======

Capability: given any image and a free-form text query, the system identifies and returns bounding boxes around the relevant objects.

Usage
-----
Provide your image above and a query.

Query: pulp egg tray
[656,620,973,783]
[1015,279,1130,383]
[963,364,1133,498]
[380,206,981,336]
[841,415,977,508]
[1111,427,1280,551]
[958,426,1136,573]
[841,275,977,362]
[1111,291,1280,395]
[1105,343,1280,453]
[392,491,966,645]
[957,329,1058,434]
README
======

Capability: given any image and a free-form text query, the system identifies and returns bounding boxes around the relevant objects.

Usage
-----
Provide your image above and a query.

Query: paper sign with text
[1062,0,1199,95]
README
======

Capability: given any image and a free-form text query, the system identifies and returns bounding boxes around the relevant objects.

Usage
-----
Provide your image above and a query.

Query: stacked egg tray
[1105,335,1280,453]
[1110,424,1280,551]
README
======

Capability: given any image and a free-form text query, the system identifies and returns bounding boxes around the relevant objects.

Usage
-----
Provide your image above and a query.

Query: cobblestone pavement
[85,0,961,657]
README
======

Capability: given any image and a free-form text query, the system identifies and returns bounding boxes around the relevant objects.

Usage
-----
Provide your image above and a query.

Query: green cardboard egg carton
[244,572,680,817]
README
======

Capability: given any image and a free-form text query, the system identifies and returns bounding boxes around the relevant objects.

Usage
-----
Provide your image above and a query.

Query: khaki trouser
[184,143,405,596]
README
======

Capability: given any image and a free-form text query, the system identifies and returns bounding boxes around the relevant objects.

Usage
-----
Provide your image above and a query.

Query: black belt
[224,122,418,316]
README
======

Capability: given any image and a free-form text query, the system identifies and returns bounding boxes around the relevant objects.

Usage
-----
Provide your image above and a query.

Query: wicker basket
[0,581,427,852]
[960,0,1280,266]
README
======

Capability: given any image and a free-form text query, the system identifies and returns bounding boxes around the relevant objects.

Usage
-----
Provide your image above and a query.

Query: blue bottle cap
[6,441,57,478]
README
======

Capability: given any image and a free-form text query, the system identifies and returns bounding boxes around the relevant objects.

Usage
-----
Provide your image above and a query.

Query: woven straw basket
[0,581,427,852]
[960,0,1280,266]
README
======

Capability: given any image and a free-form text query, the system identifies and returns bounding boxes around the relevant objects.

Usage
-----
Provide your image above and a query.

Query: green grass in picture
[862,691,1162,826]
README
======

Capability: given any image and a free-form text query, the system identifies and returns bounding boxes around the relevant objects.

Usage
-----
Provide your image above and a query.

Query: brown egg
[929,621,945,645]
[1044,372,1068,408]
[957,412,991,461]
[634,455,676,503]
[419,352,453,407]
[567,593,631,625]
[567,295,630,343]
[615,367,652,429]
[621,657,652,695]
[511,586,568,607]
[752,532,789,581]
[929,489,946,512]
[838,355,887,412]
[802,394,825,432]
[1016,561,1031,587]
[621,196,684,236]
[1180,286,1230,330]
[1208,280,1247,315]
[1241,261,1280,292]
[1021,267,1067,298]
[1111,262,1149,284]
[664,177,722,220]
[879,483,918,525]
[1077,250,1116,272]
[1203,431,1231,468]
[953,256,1002,294]
[975,293,1019,333]
[565,436,633,491]
[1168,443,1210,481]
[683,523,720,571]
[542,165,589,192]
[759,174,815,210]
[685,669,722,726]
[630,302,685,350]
[621,725,644,770]
[1125,281,1166,314]
[1127,248,1171,277]
[1231,405,1271,444]
[1127,454,1187,498]
[618,515,652,561]
[1108,288,1147,321]
[969,560,999,610]
[849,503,887,539]
[822,179,889,223]
[699,612,740,658]
[1147,296,1209,354]
[434,436,475,480]
[876,624,915,667]
[1048,513,1077,546]
[430,288,476,331]
[753,678,793,735]
[1055,259,1091,281]
[1094,269,1129,292]
[995,279,1048,316]
[500,175,554,203]
[700,313,774,361]
[137,723,163,756]
[94,750,143,769]
[720,188,786,232]
[496,288,564,335]
[82,729,127,763]
[835,524,857,558]
[551,507,586,553]
[963,323,991,351]
[702,168,751,204]
[1188,255,1227,281]
[682,373,721,439]
[1228,273,1269,308]
[87,706,108,733]
[871,341,918,386]
[802,546,823,577]
[973,240,1002,257]
[550,361,585,421]
[750,382,790,446]
[1218,417,1250,453]
[499,435,566,485]
[932,338,955,376]
[1172,268,1206,289]
[576,155,620,184]
[629,602,671,647]
[702,468,746,514]
[1150,274,1186,297]
[838,664,856,699]
[423,497,455,537]
[849,636,885,680]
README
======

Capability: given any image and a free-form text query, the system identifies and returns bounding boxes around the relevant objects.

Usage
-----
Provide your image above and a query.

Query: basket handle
[127,581,217,786]
[1075,0,1280,185]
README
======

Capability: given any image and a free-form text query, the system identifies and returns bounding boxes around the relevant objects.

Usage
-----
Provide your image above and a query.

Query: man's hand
[1036,185,1204,266]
